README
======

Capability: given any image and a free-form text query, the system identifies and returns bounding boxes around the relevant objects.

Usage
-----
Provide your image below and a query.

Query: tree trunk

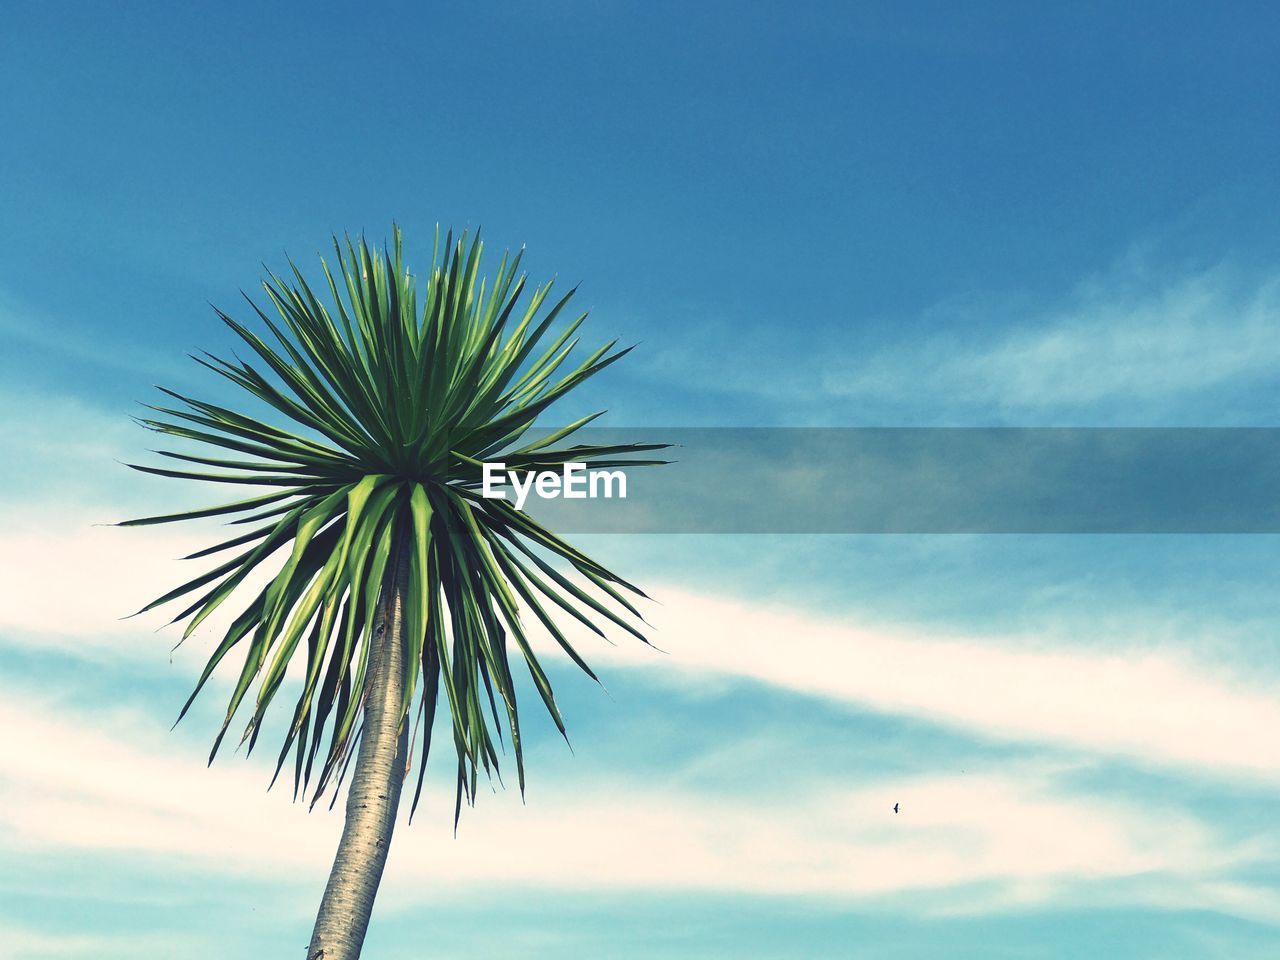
[307,530,412,960]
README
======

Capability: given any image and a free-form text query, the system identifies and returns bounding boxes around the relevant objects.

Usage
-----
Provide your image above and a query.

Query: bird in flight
[893,803,899,814]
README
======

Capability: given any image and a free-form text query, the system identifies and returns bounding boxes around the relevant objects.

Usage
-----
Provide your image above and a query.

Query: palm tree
[122,226,665,959]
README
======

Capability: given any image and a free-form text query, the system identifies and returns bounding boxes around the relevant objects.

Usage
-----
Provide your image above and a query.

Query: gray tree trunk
[307,531,412,960]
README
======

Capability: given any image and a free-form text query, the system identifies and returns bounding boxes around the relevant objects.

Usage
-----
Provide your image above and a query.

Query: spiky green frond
[124,226,665,816]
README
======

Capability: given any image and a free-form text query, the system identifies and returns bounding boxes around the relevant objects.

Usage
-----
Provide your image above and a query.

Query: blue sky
[3,3,1280,958]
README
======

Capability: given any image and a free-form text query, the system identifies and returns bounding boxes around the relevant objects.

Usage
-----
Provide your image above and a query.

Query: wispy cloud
[633,259,1280,424]
[0,508,209,644]
[0,688,1267,921]
[6,382,1280,938]
[5,506,1280,786]
[821,263,1280,418]
[0,288,180,381]
[0,924,195,960]
[586,585,1280,783]
[1,389,141,502]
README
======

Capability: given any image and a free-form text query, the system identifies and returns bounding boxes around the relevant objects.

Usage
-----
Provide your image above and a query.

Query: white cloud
[0,689,1264,920]
[5,384,1280,927]
[3,358,1280,931]
[821,264,1280,414]
[0,500,283,658]
[582,585,1280,782]
[0,514,199,644]
[3,512,1280,923]
[5,509,1280,785]
[0,925,193,960]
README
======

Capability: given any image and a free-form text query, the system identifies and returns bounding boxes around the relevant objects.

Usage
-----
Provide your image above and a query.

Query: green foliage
[123,226,665,818]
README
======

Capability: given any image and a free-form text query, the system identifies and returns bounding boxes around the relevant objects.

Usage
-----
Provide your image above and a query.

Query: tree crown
[125,226,664,817]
